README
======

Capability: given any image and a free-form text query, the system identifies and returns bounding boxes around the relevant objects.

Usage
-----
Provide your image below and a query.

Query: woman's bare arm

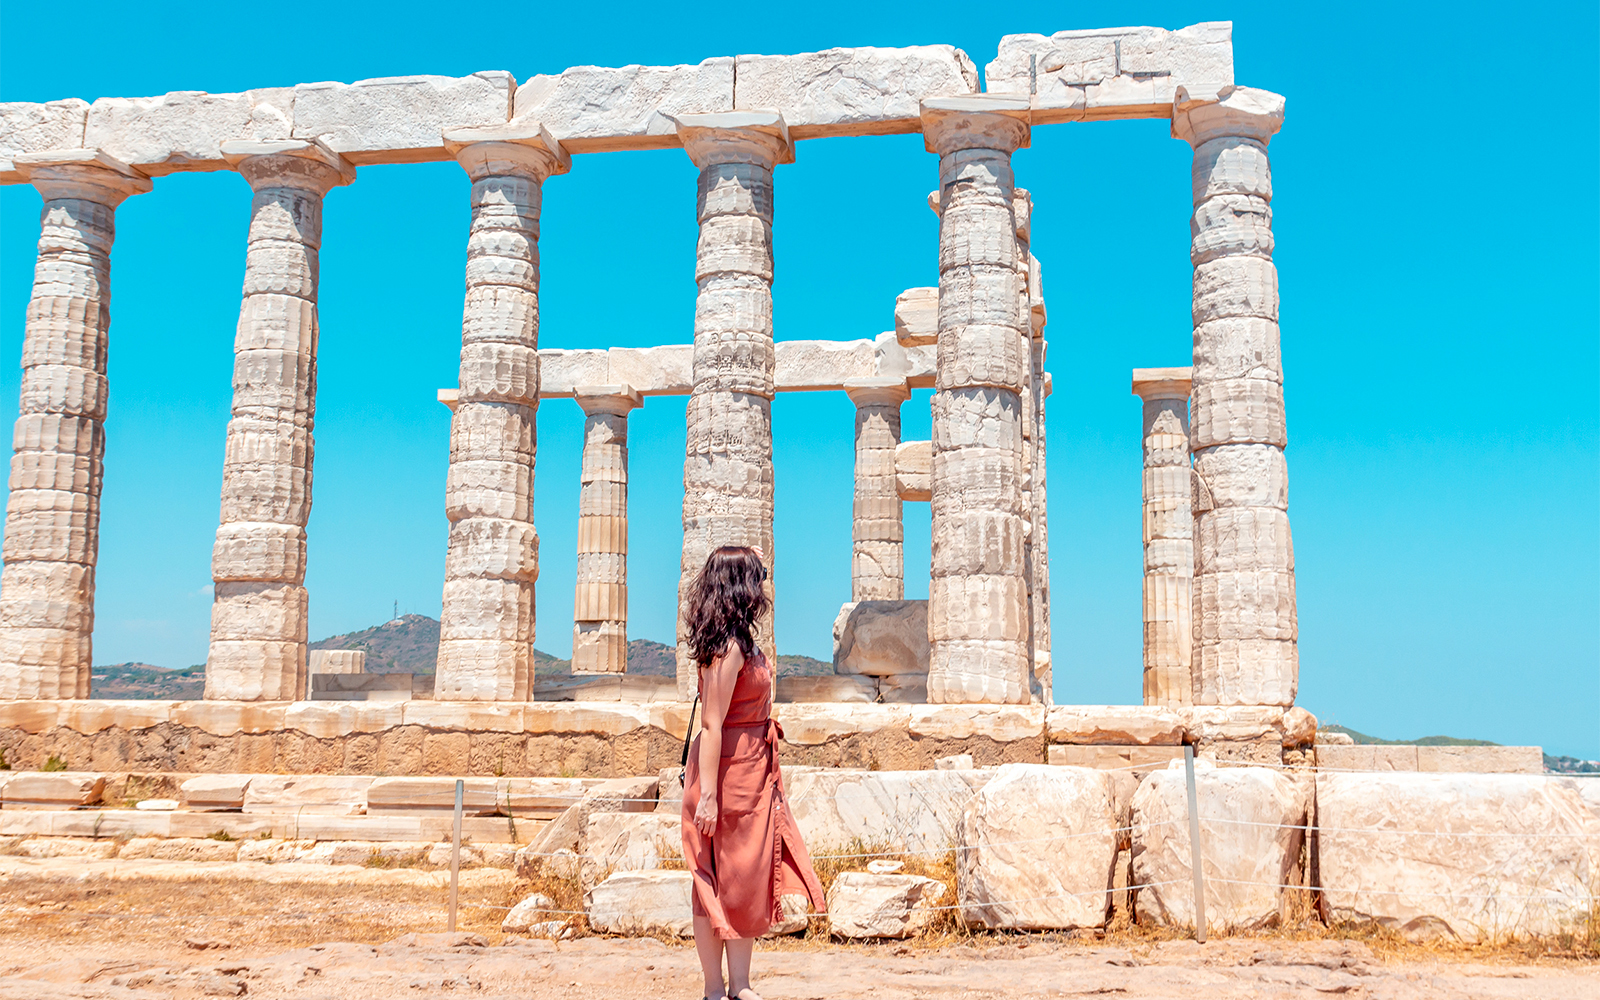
[692,639,745,837]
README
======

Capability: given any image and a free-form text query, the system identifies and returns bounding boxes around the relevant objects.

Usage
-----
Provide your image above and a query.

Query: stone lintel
[1131,366,1193,402]
[671,110,794,167]
[573,384,642,416]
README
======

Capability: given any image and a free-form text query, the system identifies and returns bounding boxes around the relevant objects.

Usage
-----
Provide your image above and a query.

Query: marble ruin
[0,20,1296,712]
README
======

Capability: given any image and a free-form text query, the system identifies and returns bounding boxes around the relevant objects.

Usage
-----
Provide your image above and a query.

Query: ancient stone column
[1132,368,1194,706]
[844,378,909,602]
[434,123,569,702]
[572,385,641,675]
[204,140,353,702]
[672,112,791,700]
[1014,188,1053,704]
[920,97,1032,705]
[1172,88,1297,706]
[0,151,150,700]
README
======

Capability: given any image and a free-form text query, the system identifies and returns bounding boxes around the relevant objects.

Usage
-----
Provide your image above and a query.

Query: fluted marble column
[573,384,640,675]
[204,140,352,702]
[673,112,791,700]
[1133,368,1194,706]
[1013,188,1053,704]
[434,123,569,701]
[920,97,1032,705]
[844,378,909,601]
[0,151,150,700]
[1172,88,1297,706]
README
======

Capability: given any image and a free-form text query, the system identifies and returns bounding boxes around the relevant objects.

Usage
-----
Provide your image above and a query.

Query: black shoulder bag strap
[678,694,700,780]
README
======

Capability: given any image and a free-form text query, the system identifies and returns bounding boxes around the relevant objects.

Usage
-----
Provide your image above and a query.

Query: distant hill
[310,614,446,674]
[1322,724,1497,747]
[90,662,205,700]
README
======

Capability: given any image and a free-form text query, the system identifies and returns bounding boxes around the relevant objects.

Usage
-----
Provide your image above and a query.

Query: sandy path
[0,856,1593,999]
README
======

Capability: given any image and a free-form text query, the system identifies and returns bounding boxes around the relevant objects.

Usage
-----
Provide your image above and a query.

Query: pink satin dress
[681,650,826,939]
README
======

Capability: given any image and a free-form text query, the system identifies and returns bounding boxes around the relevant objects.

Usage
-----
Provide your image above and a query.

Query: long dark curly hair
[685,545,770,666]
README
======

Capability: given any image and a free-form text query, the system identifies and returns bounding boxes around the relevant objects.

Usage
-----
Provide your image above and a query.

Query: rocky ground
[0,856,1595,999]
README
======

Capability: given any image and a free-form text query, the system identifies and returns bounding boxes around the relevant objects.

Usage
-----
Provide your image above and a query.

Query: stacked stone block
[674,113,791,699]
[204,140,352,703]
[435,126,569,701]
[573,386,640,674]
[844,378,909,602]
[1132,369,1194,706]
[920,98,1032,705]
[0,152,150,699]
[1172,89,1297,706]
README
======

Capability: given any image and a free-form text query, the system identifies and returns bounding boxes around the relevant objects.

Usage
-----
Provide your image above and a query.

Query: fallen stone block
[775,674,876,703]
[586,870,693,937]
[522,776,658,863]
[1131,761,1309,930]
[179,774,253,812]
[1,772,104,810]
[763,893,811,936]
[735,46,977,138]
[654,767,685,816]
[1317,772,1591,940]
[878,674,927,704]
[984,22,1233,122]
[580,812,682,891]
[957,764,1116,930]
[787,768,987,855]
[502,892,558,933]
[513,59,733,153]
[118,836,241,863]
[834,600,930,677]
[291,72,515,164]
[826,871,945,938]
[241,775,372,816]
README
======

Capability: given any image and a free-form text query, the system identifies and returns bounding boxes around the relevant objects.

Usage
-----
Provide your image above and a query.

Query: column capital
[574,384,642,416]
[1171,86,1285,148]
[844,377,910,408]
[1132,367,1194,402]
[13,149,152,205]
[221,138,356,193]
[671,111,793,169]
[444,118,571,181]
[919,96,1031,156]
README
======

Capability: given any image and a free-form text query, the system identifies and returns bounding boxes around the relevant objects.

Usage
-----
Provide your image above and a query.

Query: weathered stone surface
[1414,745,1544,775]
[84,89,293,174]
[118,836,241,862]
[309,649,365,675]
[0,100,89,181]
[291,73,515,163]
[826,872,946,938]
[523,776,657,860]
[580,811,681,891]
[909,705,1042,742]
[586,869,693,936]
[1317,772,1591,940]
[241,776,372,816]
[0,771,104,809]
[786,768,987,854]
[957,764,1116,929]
[180,774,253,812]
[501,892,558,932]
[834,600,929,677]
[894,440,932,502]
[735,46,976,138]
[985,22,1233,122]
[366,777,501,815]
[895,287,938,348]
[514,60,732,153]
[1046,706,1186,746]
[878,674,927,704]
[775,674,876,703]
[1131,761,1309,930]
[1047,744,1186,770]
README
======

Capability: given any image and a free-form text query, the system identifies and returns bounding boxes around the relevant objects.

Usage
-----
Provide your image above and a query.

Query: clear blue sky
[2,2,1595,757]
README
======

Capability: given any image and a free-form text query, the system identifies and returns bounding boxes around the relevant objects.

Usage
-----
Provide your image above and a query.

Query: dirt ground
[0,856,1595,999]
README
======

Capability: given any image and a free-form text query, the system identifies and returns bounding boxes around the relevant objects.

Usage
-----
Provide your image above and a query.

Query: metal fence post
[1184,743,1208,943]
[448,778,463,932]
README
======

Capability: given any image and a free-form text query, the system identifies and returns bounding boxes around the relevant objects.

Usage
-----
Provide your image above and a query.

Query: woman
[681,545,825,1000]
